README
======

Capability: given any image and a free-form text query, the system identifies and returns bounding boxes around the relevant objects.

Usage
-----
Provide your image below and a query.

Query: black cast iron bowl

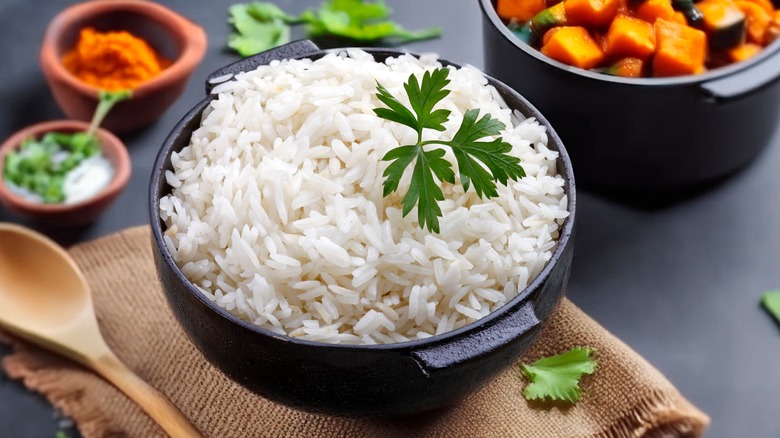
[149,40,576,416]
[480,0,780,193]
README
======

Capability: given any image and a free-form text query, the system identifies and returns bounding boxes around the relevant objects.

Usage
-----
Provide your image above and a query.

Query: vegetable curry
[497,0,780,77]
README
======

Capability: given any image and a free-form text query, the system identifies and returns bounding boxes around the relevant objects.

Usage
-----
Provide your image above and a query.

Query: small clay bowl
[0,120,131,226]
[40,0,208,133]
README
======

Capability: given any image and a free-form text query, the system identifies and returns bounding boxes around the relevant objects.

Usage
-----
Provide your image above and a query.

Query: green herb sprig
[374,68,526,233]
[301,0,441,43]
[3,90,131,203]
[227,3,301,57]
[520,347,597,403]
[762,290,780,324]
[227,0,441,57]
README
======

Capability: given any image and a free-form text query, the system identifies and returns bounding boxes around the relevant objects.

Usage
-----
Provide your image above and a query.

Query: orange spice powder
[62,27,171,90]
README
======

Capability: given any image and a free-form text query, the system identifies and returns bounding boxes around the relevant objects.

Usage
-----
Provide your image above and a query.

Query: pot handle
[204,40,321,94]
[409,300,540,375]
[700,47,780,102]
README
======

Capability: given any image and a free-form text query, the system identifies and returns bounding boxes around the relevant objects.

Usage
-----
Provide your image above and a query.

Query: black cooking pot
[149,40,576,416]
[480,0,780,192]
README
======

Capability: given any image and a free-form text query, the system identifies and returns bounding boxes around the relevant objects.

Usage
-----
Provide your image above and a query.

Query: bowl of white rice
[150,40,575,416]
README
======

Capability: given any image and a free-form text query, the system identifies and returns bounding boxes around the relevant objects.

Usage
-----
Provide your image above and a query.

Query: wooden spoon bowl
[0,223,202,437]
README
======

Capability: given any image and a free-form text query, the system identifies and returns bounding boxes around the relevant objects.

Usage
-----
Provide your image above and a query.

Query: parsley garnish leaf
[375,82,418,132]
[405,148,446,233]
[381,145,419,196]
[375,68,525,233]
[404,69,452,133]
[520,347,596,403]
[444,109,526,196]
[762,290,780,324]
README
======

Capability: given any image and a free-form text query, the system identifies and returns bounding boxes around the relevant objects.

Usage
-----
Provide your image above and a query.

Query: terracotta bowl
[40,0,207,133]
[0,120,131,226]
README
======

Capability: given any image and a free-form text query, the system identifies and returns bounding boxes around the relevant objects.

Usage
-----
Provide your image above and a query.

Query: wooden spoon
[0,223,202,438]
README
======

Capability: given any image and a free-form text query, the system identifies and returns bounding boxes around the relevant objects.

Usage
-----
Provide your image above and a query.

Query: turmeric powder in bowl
[62,27,171,90]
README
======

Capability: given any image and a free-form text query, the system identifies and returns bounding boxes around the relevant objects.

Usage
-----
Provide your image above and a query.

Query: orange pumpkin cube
[727,43,763,61]
[698,0,746,33]
[601,57,646,76]
[605,15,656,59]
[767,10,780,43]
[497,0,548,22]
[736,0,772,43]
[564,0,620,27]
[613,58,645,77]
[743,0,774,13]
[541,26,606,69]
[637,0,681,24]
[673,11,689,24]
[653,19,708,76]
[542,26,564,46]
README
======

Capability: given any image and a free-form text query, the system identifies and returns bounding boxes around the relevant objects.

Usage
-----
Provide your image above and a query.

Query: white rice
[160,49,568,345]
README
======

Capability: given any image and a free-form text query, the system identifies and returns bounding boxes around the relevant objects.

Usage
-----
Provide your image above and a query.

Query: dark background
[1,0,778,437]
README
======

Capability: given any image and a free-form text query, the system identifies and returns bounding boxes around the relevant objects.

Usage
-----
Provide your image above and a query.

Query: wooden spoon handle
[91,353,203,438]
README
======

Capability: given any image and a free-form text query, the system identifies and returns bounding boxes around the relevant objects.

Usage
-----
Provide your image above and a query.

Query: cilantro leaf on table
[227,1,441,57]
[303,0,441,43]
[244,2,300,22]
[762,291,780,324]
[227,3,293,57]
[520,347,596,403]
[374,68,525,233]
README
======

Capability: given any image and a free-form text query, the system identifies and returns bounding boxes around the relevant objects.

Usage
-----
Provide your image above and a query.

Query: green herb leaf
[374,68,525,233]
[762,291,780,324]
[228,3,292,57]
[245,2,300,23]
[520,347,596,403]
[404,69,452,133]
[326,0,389,23]
[227,0,441,57]
[374,82,418,132]
[381,145,454,233]
[89,89,132,135]
[305,0,441,43]
[381,145,419,196]
[443,109,526,197]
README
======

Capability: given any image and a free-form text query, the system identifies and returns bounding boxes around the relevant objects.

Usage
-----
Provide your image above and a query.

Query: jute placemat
[0,226,709,437]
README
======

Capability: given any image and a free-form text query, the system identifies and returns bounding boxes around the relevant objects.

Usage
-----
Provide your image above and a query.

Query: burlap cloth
[0,226,709,437]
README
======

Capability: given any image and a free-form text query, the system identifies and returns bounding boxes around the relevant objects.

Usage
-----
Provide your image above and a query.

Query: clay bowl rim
[150,46,577,352]
[0,120,131,214]
[478,0,780,87]
[39,0,207,99]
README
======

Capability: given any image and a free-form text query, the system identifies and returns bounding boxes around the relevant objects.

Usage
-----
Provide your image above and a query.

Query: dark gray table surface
[1,0,778,437]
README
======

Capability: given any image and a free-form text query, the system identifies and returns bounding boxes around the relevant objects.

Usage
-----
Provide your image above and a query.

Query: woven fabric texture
[0,226,709,437]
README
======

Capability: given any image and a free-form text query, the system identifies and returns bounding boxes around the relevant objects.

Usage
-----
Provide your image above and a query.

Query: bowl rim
[0,120,131,213]
[149,47,576,351]
[39,0,207,99]
[478,0,780,86]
